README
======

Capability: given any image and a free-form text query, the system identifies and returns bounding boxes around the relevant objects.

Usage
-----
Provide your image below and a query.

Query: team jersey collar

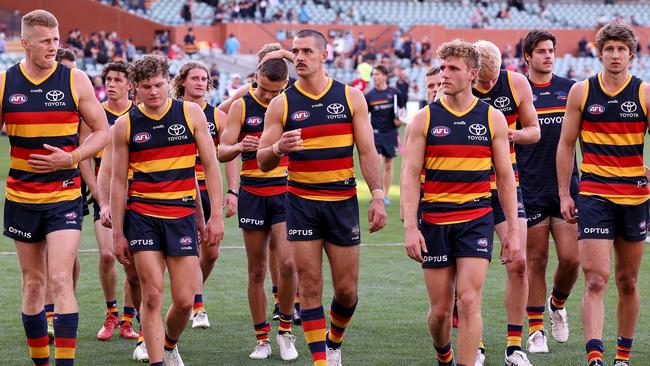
[597,72,632,97]
[249,91,269,108]
[19,61,58,86]
[440,96,479,117]
[294,78,333,100]
[102,100,133,116]
[137,98,172,121]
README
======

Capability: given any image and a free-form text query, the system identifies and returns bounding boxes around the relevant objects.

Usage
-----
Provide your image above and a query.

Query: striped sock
[106,300,118,317]
[301,306,327,366]
[586,338,604,364]
[44,304,54,324]
[278,312,292,335]
[615,336,633,362]
[479,340,486,354]
[136,329,144,346]
[326,297,357,350]
[506,324,523,356]
[193,294,204,315]
[526,306,545,335]
[294,293,301,310]
[550,287,569,312]
[164,334,178,351]
[22,310,50,365]
[254,321,270,342]
[272,286,279,306]
[149,362,163,366]
[120,307,136,325]
[54,313,78,366]
[434,342,454,365]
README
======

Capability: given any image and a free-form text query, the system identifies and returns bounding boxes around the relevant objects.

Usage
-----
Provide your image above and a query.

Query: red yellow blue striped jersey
[239,91,288,196]
[579,73,649,205]
[1,62,81,206]
[421,97,494,225]
[95,101,133,174]
[126,98,197,218]
[282,79,356,201]
[195,102,219,190]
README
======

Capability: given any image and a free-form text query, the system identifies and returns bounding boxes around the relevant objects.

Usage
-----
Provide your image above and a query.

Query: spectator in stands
[298,1,310,23]
[577,36,588,57]
[158,30,171,54]
[224,33,240,55]
[125,38,137,62]
[350,70,369,93]
[354,32,367,55]
[348,5,361,24]
[225,73,242,97]
[566,65,577,80]
[272,8,284,21]
[0,33,5,55]
[109,31,124,60]
[93,75,107,101]
[287,8,296,22]
[394,66,410,107]
[209,63,220,90]
[184,27,197,57]
[496,6,511,19]
[181,0,192,24]
[259,0,268,19]
[471,7,484,28]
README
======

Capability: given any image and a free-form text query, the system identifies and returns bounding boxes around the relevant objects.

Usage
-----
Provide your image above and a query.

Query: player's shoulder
[552,74,576,88]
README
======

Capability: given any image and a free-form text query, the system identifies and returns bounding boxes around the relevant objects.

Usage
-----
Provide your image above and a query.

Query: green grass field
[0,134,648,366]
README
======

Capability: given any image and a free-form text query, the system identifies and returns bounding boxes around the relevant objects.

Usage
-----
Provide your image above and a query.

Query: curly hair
[595,22,638,59]
[101,60,129,83]
[171,61,212,99]
[436,39,480,70]
[128,55,170,84]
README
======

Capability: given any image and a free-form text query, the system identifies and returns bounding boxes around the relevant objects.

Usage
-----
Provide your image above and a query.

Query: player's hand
[100,206,112,228]
[645,167,650,181]
[404,226,427,263]
[368,197,387,233]
[507,129,516,142]
[204,216,225,247]
[500,229,521,265]
[113,234,133,266]
[277,129,303,153]
[28,144,77,173]
[559,195,577,224]
[393,118,402,128]
[223,191,238,217]
[197,217,207,243]
[238,135,260,152]
[258,49,287,66]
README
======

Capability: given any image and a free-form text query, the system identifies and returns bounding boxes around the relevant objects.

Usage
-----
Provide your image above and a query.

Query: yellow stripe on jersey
[424,157,491,171]
[241,165,287,178]
[598,73,631,97]
[580,163,645,178]
[580,80,589,112]
[640,82,648,117]
[6,187,81,204]
[302,134,354,150]
[580,191,648,205]
[6,123,78,138]
[11,157,78,172]
[510,151,517,164]
[281,93,288,126]
[289,168,354,184]
[423,192,489,203]
[131,155,196,173]
[240,98,246,125]
[580,131,644,146]
[183,101,195,134]
[423,105,430,138]
[507,71,520,107]
[129,189,196,201]
[345,85,354,116]
[0,71,6,110]
[294,193,351,202]
[537,108,566,115]
[70,70,79,108]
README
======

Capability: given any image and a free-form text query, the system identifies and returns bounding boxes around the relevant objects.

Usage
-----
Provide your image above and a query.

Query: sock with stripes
[120,307,136,325]
[54,313,78,366]
[192,294,204,315]
[479,340,486,354]
[164,334,178,351]
[586,338,604,364]
[22,310,50,366]
[44,304,54,324]
[272,286,279,306]
[254,321,270,342]
[278,312,292,335]
[294,292,301,311]
[615,336,633,362]
[506,324,523,356]
[136,329,144,346]
[434,342,454,366]
[526,306,545,335]
[105,300,118,317]
[149,362,163,366]
[301,306,327,366]
[326,297,357,350]
[549,287,569,312]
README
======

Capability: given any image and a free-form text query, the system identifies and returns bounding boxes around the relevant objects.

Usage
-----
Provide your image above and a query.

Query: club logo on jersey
[179,236,193,245]
[8,94,28,104]
[469,124,487,136]
[432,126,451,137]
[555,91,568,100]
[587,104,605,115]
[207,122,216,132]
[291,111,310,121]
[64,212,78,220]
[477,238,488,247]
[494,96,511,109]
[45,90,66,107]
[168,124,188,141]
[621,101,637,113]
[133,132,151,143]
[326,103,347,119]
[246,116,262,126]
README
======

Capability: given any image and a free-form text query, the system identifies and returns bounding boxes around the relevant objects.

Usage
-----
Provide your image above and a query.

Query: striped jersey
[579,73,649,205]
[95,101,133,173]
[1,62,81,206]
[282,78,356,201]
[239,91,288,196]
[421,97,494,225]
[473,69,520,189]
[365,86,399,133]
[195,102,219,190]
[126,98,197,218]
[517,74,579,197]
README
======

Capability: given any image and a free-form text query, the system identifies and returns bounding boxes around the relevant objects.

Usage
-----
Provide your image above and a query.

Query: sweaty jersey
[1,62,81,206]
[127,98,197,218]
[517,74,578,197]
[238,92,288,196]
[195,102,219,190]
[365,86,399,133]
[421,97,494,225]
[473,69,520,189]
[282,78,356,201]
[579,73,649,205]
[95,101,133,173]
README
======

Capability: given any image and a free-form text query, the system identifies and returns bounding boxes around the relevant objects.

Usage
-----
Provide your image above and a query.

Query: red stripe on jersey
[288,185,356,198]
[582,152,643,167]
[581,121,647,134]
[7,176,79,193]
[505,113,517,127]
[422,207,492,224]
[11,145,77,160]
[289,157,353,173]
[425,144,492,159]
[4,111,80,124]
[128,202,195,218]
[300,123,353,139]
[195,163,205,173]
[242,156,289,171]
[129,177,195,194]
[580,181,649,196]
[423,180,491,195]
[242,185,287,196]
[130,143,196,163]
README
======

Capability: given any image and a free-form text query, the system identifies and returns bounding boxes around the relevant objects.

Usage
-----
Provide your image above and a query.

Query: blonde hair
[257,43,282,63]
[21,10,58,39]
[474,40,502,76]
[171,61,212,99]
[436,39,480,70]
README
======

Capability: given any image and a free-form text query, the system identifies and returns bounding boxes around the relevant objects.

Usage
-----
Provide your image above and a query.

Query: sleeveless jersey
[421,97,494,225]
[127,99,197,218]
[239,92,288,196]
[579,73,649,205]
[473,69,519,189]
[195,102,219,190]
[95,101,133,174]
[282,78,356,201]
[365,86,399,133]
[517,75,579,197]
[1,62,81,206]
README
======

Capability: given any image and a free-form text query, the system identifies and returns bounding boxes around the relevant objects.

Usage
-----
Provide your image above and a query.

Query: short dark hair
[101,60,129,83]
[373,64,389,76]
[55,48,75,62]
[258,58,288,82]
[522,30,557,63]
[129,55,170,84]
[425,66,440,77]
[295,29,327,51]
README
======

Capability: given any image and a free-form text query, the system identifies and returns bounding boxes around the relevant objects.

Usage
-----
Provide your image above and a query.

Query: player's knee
[125,271,140,289]
[278,257,296,276]
[507,257,527,278]
[98,250,115,269]
[141,289,164,313]
[248,266,266,285]
[201,247,219,263]
[22,277,45,301]
[557,256,579,273]
[615,274,637,297]
[527,253,548,274]
[429,304,452,325]
[333,288,357,307]
[172,297,193,315]
[456,292,480,315]
[584,272,608,294]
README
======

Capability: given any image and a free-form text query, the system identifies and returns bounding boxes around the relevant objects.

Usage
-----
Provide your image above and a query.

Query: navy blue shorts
[199,189,212,221]
[124,210,198,256]
[420,212,494,268]
[238,188,286,230]
[523,195,569,228]
[286,193,360,246]
[373,130,398,158]
[577,195,648,242]
[491,187,526,225]
[3,197,84,242]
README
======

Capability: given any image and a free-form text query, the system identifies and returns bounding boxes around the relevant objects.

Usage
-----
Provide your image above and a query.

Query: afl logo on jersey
[291,111,310,121]
[9,94,28,104]
[587,104,605,115]
[494,96,511,109]
[246,117,262,126]
[133,132,151,143]
[432,126,451,137]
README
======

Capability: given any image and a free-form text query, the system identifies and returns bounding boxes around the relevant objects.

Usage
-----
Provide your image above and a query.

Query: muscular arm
[74,68,110,160]
[257,95,288,172]
[0,71,5,130]
[349,87,382,192]
[78,121,99,201]
[401,109,426,230]
[511,72,540,144]
[218,99,245,162]
[96,129,113,217]
[216,108,239,192]
[217,83,251,114]
[492,107,519,234]
[557,81,585,200]
[110,116,129,239]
